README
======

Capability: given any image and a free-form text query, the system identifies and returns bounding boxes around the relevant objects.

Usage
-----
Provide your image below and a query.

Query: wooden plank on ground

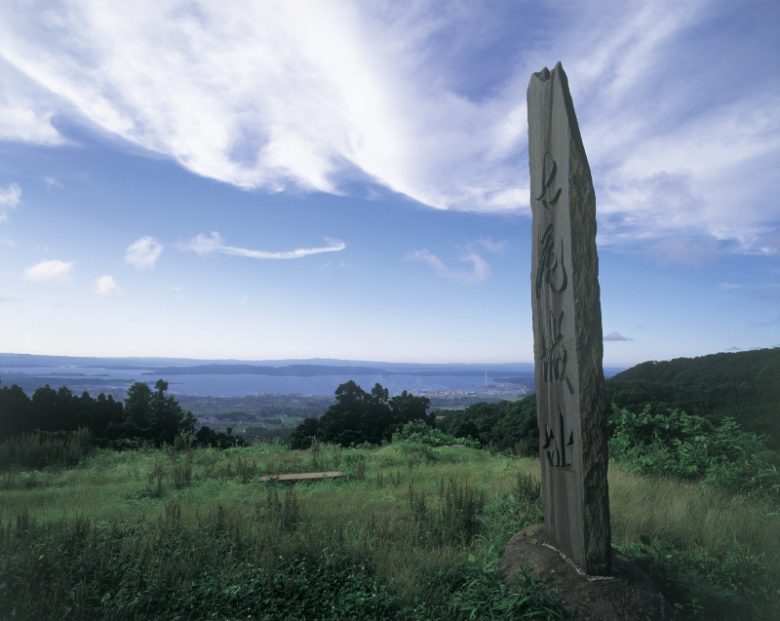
[258,471,344,482]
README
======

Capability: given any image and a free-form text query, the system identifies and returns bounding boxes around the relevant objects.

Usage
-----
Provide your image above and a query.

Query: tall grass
[0,443,566,620]
[610,467,780,619]
[0,441,777,619]
[0,428,92,470]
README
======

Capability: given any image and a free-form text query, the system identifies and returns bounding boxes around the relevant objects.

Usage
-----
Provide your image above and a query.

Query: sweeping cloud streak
[0,1,778,255]
[187,232,346,260]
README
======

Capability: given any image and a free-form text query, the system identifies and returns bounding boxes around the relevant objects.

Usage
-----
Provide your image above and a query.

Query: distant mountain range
[0,353,534,377]
[0,353,537,375]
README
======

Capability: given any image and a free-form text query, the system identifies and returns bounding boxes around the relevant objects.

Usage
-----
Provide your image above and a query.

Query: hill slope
[606,347,780,445]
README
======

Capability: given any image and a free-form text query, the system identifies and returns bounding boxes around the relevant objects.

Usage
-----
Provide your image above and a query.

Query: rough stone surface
[527,62,611,574]
[500,525,670,620]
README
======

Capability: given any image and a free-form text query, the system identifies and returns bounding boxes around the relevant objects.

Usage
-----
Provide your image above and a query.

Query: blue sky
[0,0,778,366]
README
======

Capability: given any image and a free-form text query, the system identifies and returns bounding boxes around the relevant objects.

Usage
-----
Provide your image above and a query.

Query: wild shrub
[171,454,192,488]
[147,462,165,498]
[448,557,569,621]
[392,419,478,448]
[609,405,780,499]
[310,439,322,469]
[0,428,92,470]
[343,452,366,480]
[513,472,542,508]
[234,455,257,483]
[263,484,302,531]
[621,536,780,620]
[408,479,486,546]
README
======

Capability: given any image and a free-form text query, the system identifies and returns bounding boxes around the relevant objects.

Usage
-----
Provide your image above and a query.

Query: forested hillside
[606,347,780,445]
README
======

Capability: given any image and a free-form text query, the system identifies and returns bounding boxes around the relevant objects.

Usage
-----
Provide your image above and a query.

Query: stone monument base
[500,525,670,620]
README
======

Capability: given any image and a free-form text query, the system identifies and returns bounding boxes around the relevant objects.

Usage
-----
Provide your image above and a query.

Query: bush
[0,428,93,470]
[609,405,780,498]
[435,397,538,454]
[392,420,479,448]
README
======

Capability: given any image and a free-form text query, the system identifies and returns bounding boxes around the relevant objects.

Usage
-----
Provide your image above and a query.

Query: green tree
[292,381,432,447]
[0,384,31,439]
[289,417,321,449]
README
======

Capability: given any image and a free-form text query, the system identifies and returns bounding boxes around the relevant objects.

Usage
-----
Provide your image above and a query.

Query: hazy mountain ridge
[0,353,535,374]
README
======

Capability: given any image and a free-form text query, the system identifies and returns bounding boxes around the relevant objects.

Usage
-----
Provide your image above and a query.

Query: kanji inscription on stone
[528,62,611,575]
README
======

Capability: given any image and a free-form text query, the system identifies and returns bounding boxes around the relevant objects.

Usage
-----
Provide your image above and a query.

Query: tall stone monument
[528,62,611,575]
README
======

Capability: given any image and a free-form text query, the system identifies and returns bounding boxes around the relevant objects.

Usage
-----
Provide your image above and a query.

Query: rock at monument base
[500,525,670,620]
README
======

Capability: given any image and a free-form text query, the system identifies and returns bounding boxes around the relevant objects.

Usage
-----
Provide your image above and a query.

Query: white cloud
[0,1,524,211]
[0,182,21,221]
[125,235,163,269]
[0,1,777,256]
[407,249,490,285]
[0,59,65,145]
[471,238,508,254]
[24,259,73,282]
[185,231,346,260]
[603,331,633,342]
[407,237,508,284]
[94,274,120,296]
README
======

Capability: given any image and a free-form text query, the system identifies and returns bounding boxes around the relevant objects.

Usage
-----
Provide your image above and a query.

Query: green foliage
[448,559,569,621]
[392,419,479,448]
[407,479,486,546]
[290,381,432,448]
[289,416,321,450]
[0,428,93,470]
[0,512,401,621]
[0,446,568,621]
[610,405,780,498]
[436,396,538,454]
[2,437,778,620]
[607,347,780,446]
[0,381,229,452]
[620,537,780,620]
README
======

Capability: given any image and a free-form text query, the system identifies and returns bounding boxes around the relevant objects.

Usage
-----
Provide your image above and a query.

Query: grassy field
[1,441,778,620]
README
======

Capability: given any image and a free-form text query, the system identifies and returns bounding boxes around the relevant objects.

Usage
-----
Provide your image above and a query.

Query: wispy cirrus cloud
[125,235,163,269]
[185,232,346,260]
[407,237,508,284]
[24,259,73,282]
[0,59,65,146]
[0,182,21,221]
[0,1,777,257]
[407,249,490,284]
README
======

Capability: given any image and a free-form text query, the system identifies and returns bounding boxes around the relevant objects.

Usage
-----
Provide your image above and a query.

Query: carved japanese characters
[527,62,611,575]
